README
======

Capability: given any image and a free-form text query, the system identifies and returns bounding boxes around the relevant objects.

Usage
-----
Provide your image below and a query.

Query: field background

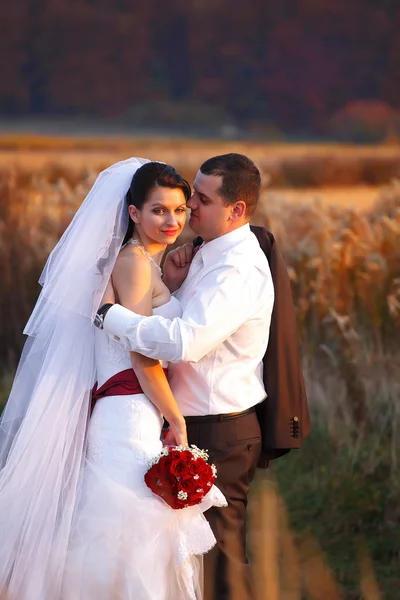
[1,136,400,599]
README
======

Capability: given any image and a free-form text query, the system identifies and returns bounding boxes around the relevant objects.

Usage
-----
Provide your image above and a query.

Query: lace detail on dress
[105,334,127,364]
[179,561,196,600]
[88,393,163,483]
[173,501,224,600]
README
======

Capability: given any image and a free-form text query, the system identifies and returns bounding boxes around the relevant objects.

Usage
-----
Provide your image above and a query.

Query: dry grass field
[0,146,383,210]
[0,136,400,598]
[1,134,400,191]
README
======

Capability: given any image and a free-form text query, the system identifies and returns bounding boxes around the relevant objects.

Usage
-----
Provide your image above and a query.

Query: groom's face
[187,171,233,242]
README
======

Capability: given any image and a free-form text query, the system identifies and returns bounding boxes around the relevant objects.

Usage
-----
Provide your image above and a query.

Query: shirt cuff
[103,304,140,347]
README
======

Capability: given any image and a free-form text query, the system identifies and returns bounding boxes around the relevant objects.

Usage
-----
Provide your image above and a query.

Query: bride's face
[129,185,187,245]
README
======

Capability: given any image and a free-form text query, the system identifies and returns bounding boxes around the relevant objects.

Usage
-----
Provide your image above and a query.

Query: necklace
[127,239,162,275]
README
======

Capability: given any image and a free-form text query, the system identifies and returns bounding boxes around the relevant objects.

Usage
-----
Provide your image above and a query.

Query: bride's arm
[111,251,187,446]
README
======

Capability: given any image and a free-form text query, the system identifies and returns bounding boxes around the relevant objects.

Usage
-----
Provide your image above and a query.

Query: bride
[0,157,226,600]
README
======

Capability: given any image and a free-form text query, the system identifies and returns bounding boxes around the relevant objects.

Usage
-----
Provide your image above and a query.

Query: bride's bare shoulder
[117,241,155,265]
[113,246,152,281]
[111,249,154,312]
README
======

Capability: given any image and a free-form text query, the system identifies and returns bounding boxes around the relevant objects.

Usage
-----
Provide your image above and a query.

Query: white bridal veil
[0,157,148,599]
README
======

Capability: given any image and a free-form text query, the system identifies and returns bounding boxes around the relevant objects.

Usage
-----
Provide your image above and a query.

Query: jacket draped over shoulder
[250,226,311,468]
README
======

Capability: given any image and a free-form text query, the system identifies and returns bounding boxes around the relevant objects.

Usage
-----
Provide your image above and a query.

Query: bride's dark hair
[123,162,191,244]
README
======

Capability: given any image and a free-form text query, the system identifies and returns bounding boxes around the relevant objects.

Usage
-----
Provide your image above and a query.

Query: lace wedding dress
[60,296,225,600]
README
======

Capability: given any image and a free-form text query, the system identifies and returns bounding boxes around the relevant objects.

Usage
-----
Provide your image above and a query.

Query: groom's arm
[103,263,273,363]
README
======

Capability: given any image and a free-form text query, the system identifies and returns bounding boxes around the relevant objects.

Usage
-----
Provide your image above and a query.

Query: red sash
[91,368,168,414]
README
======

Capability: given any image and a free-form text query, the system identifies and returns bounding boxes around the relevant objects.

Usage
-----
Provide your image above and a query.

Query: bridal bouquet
[144,445,217,509]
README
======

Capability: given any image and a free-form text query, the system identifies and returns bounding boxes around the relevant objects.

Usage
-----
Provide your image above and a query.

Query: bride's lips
[161,229,179,236]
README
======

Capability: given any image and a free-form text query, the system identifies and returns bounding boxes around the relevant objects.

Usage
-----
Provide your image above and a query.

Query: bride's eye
[153,208,165,215]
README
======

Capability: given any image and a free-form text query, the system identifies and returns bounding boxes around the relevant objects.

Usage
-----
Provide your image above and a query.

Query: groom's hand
[163,243,194,292]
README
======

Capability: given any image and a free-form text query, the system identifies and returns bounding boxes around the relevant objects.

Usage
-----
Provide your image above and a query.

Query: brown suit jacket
[193,227,311,467]
[250,226,311,467]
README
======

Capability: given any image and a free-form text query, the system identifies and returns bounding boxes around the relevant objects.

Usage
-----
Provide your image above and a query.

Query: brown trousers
[186,410,261,600]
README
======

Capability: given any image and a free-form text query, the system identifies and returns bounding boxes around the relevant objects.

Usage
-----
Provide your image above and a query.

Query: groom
[99,153,307,600]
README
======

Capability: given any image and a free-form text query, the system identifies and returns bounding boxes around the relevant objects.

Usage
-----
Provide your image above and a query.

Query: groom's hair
[200,153,261,217]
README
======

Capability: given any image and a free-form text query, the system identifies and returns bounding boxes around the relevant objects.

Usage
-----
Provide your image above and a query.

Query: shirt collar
[198,224,251,267]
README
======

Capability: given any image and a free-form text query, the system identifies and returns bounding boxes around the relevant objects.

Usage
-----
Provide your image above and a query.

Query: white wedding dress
[61,296,226,600]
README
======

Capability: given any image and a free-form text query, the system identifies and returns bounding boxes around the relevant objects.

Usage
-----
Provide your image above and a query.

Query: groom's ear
[230,201,246,220]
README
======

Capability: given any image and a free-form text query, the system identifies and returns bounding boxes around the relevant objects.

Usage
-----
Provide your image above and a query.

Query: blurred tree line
[1,0,400,136]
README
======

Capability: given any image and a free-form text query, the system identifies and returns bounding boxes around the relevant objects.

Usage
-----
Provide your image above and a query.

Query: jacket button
[293,416,299,422]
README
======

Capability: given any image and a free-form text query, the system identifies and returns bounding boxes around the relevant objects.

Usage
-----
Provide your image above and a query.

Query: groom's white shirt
[104,224,274,416]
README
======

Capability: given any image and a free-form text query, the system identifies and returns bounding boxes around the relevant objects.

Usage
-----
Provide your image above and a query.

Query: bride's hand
[162,243,194,293]
[163,417,188,447]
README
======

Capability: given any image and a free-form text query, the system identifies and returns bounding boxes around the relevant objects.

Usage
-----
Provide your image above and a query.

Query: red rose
[170,459,189,478]
[160,488,172,500]
[199,464,213,484]
[179,475,197,494]
[198,470,214,489]
[169,449,182,460]
[188,492,203,505]
[180,450,193,462]
[163,489,186,510]
[150,462,161,479]
[161,488,177,505]
[189,460,204,476]
[159,472,177,489]
[198,472,207,485]
[144,471,158,492]
[161,456,173,470]
[193,457,208,473]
